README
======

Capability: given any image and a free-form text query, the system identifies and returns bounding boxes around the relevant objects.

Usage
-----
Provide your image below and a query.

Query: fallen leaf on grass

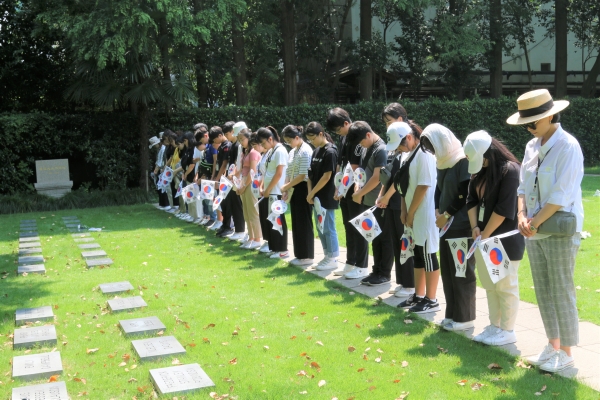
[403,319,413,324]
[457,379,467,386]
[86,348,99,354]
[375,357,381,363]
[487,363,502,370]
[516,360,531,369]
[229,358,237,365]
[172,359,182,365]
[365,336,371,342]
[357,368,365,372]
[73,377,87,384]
[118,362,127,367]
[130,364,137,370]
[122,354,131,361]
[316,341,324,346]
[437,345,448,354]
[48,375,59,382]
[156,330,164,336]
[401,361,409,368]
[318,380,326,387]
[290,336,297,340]
[348,346,356,352]
[471,382,484,391]
[310,361,321,371]
[203,323,216,330]
[128,378,137,383]
[297,370,307,376]
[395,392,409,399]
[263,346,270,350]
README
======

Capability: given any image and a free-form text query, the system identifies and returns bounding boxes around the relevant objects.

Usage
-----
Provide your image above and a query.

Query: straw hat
[506,89,569,125]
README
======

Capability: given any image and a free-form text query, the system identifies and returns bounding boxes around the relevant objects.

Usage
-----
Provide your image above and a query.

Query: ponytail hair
[256,126,281,143]
[282,125,304,139]
[407,120,422,140]
[305,121,334,144]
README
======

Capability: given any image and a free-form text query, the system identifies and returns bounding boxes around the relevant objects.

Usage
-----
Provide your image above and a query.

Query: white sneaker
[240,241,252,249]
[444,320,474,331]
[160,206,170,211]
[185,216,195,222]
[229,232,245,241]
[168,208,177,214]
[344,267,369,279]
[259,243,271,253]
[237,233,249,243]
[539,349,574,372]
[436,318,453,327]
[248,241,262,250]
[473,325,502,343]
[193,218,202,224]
[334,263,354,276]
[199,217,211,225]
[290,258,314,266]
[394,287,416,297]
[483,329,517,346]
[315,258,338,271]
[528,343,559,366]
[270,251,289,259]
[389,285,402,294]
[208,221,223,231]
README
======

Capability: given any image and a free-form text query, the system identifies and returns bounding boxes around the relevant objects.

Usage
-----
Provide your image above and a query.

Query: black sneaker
[360,273,376,285]
[368,276,391,286]
[409,297,441,314]
[217,228,234,238]
[397,294,422,309]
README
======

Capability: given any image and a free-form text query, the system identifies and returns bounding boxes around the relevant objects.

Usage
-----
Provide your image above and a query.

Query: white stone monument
[34,159,73,198]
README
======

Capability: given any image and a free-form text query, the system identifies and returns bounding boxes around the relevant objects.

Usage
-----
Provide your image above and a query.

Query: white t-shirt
[401,148,439,253]
[193,148,203,174]
[263,144,288,196]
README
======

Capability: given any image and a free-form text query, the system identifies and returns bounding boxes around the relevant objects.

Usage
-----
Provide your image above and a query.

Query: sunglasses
[523,119,541,130]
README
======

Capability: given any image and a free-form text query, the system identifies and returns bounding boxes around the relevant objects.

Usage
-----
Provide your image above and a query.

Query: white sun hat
[233,121,248,137]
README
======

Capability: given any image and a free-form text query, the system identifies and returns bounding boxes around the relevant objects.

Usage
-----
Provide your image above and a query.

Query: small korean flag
[251,175,262,199]
[400,228,415,264]
[219,176,234,198]
[446,237,468,278]
[350,208,381,243]
[200,180,215,200]
[271,200,287,215]
[182,184,199,204]
[353,168,367,190]
[268,212,284,235]
[212,194,224,210]
[163,167,174,182]
[228,164,236,176]
[313,197,327,234]
[174,180,183,198]
[334,172,343,189]
[233,176,242,190]
[337,163,355,197]
[479,237,511,284]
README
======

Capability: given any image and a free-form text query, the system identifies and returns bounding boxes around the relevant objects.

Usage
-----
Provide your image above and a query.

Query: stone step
[18,265,46,275]
[78,243,101,249]
[81,250,107,259]
[18,256,44,265]
[18,242,42,249]
[18,248,42,256]
[86,258,113,268]
[19,237,40,243]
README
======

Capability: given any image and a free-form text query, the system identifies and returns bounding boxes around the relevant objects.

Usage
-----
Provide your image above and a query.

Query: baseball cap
[232,121,248,137]
[463,130,492,174]
[386,122,412,151]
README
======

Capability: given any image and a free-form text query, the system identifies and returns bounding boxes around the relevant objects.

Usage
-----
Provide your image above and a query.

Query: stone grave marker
[99,281,134,294]
[62,216,78,220]
[81,250,107,259]
[149,363,214,395]
[16,306,54,325]
[68,228,84,233]
[19,232,38,238]
[86,258,114,268]
[11,381,69,400]
[18,264,46,275]
[120,316,166,336]
[107,296,147,312]
[74,238,95,243]
[20,219,36,223]
[79,243,101,249]
[19,237,40,243]
[18,248,43,256]
[65,223,81,228]
[20,224,37,229]
[34,159,73,198]
[71,233,91,238]
[12,351,63,381]
[132,336,186,361]
[13,325,57,349]
[19,242,42,249]
[18,256,44,265]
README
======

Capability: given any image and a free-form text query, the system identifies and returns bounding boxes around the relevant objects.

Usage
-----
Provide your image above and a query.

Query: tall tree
[554,0,568,97]
[232,12,249,105]
[359,0,373,100]
[489,0,503,97]
[569,0,600,98]
[281,0,297,105]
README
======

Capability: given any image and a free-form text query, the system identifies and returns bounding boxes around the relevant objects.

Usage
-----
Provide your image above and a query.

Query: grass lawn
[1,205,598,398]
[584,166,600,175]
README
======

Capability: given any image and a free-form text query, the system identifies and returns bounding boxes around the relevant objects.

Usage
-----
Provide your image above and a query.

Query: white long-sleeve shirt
[517,124,584,237]
[155,145,166,168]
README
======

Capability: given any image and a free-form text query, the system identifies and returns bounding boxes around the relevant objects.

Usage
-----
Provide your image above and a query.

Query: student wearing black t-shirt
[326,108,369,277]
[207,126,229,232]
[222,121,246,240]
[464,131,525,347]
[305,122,339,271]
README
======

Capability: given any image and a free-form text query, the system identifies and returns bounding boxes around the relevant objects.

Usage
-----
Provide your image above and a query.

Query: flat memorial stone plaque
[18,248,43,256]
[12,351,63,381]
[11,381,69,400]
[19,242,42,249]
[71,233,91,238]
[99,281,134,294]
[20,219,36,223]
[20,224,37,229]
[19,232,38,238]
[65,223,81,228]
[19,237,40,243]
[62,216,78,220]
[18,256,44,265]
[13,325,57,349]
[74,237,95,243]
[79,243,101,249]
[12,381,68,400]
[120,316,166,336]
[132,336,186,361]
[107,296,147,312]
[86,258,113,268]
[150,363,214,395]
[16,306,54,325]
[81,250,107,259]
[18,264,46,275]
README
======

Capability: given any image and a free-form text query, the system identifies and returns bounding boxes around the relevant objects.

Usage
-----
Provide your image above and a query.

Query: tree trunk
[523,41,533,90]
[489,0,503,98]
[138,103,150,189]
[331,0,353,100]
[581,54,600,98]
[281,0,297,106]
[195,52,209,108]
[554,0,568,97]
[359,0,372,100]
[232,13,248,106]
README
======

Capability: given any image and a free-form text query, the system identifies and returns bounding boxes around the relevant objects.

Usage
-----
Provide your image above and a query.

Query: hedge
[2,97,599,195]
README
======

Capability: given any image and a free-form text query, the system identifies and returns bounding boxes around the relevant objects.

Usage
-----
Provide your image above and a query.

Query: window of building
[540,63,551,72]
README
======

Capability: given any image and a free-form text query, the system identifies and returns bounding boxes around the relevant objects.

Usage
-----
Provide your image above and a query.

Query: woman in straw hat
[507,89,584,373]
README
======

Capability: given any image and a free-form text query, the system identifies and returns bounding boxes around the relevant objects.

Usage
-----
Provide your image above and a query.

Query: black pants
[259,195,288,252]
[259,197,271,243]
[439,228,477,322]
[290,182,314,259]
[378,208,415,287]
[158,189,169,207]
[222,191,245,233]
[371,208,394,278]
[170,180,180,207]
[340,190,368,268]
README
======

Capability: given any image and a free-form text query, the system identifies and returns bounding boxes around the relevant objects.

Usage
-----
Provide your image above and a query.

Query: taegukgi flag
[218,176,234,198]
[268,212,284,235]
[182,184,199,204]
[446,237,468,278]
[163,167,175,182]
[174,180,183,197]
[250,169,261,199]
[313,197,327,234]
[350,206,381,243]
[200,180,215,200]
[479,237,511,284]
[337,162,355,198]
[400,227,415,264]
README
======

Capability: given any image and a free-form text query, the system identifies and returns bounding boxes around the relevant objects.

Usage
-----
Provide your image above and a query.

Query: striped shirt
[286,142,313,182]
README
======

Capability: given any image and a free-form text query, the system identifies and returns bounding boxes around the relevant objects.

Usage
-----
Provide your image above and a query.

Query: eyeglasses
[523,119,541,130]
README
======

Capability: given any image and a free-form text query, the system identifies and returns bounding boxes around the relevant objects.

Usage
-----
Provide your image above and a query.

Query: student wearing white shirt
[508,89,584,373]
[251,132,272,254]
[257,126,289,259]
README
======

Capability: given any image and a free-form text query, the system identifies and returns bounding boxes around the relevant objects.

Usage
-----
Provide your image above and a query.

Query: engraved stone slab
[120,316,166,336]
[20,224,37,229]
[86,258,113,268]
[65,223,81,228]
[74,238,95,243]
[21,219,36,223]
[81,250,107,258]
[132,336,186,361]
[13,325,57,349]
[19,237,40,243]
[62,216,78,220]
[107,296,147,312]
[99,281,134,294]
[19,232,38,238]
[12,381,69,400]
[79,243,101,249]
[18,256,44,265]
[12,351,63,381]
[68,228,84,233]
[19,248,43,256]
[19,242,42,249]
[16,306,54,325]
[18,264,46,275]
[71,233,90,238]
[150,363,214,395]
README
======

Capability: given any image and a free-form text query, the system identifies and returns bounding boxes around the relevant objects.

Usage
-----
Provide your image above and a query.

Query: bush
[2,97,599,195]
